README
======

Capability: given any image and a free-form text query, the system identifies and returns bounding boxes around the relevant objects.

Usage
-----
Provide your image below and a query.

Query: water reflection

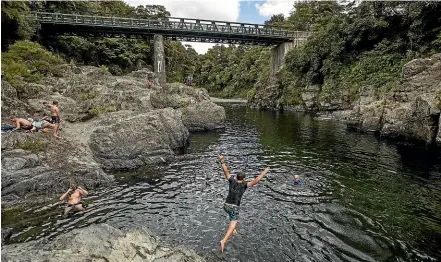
[3,105,441,262]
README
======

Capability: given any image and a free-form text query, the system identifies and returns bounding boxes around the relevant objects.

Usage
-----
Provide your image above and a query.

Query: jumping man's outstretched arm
[219,155,231,180]
[247,167,270,187]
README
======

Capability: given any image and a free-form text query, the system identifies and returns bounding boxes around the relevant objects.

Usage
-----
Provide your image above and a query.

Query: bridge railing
[31,12,312,40]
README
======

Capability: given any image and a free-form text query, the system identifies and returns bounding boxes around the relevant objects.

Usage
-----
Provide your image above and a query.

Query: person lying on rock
[218,155,270,253]
[43,101,63,138]
[60,184,88,217]
[9,117,34,132]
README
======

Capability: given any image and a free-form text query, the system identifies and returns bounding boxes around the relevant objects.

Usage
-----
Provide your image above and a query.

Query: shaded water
[3,105,441,261]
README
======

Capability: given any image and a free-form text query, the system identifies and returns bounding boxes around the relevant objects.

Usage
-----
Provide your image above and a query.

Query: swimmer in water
[294,175,304,185]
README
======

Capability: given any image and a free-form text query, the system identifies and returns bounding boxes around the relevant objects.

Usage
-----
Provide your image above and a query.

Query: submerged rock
[1,224,204,262]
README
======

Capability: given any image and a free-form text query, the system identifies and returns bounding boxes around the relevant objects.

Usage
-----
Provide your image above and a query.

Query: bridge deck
[32,12,311,45]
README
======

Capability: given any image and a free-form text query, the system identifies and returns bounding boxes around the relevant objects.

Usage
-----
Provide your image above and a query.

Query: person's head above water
[294,175,299,182]
[237,172,246,181]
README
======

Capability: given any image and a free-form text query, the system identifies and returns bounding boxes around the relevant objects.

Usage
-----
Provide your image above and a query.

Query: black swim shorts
[224,203,240,221]
[51,116,60,124]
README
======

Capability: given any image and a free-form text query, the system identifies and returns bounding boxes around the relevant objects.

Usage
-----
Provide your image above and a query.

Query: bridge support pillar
[154,34,166,86]
[269,41,297,79]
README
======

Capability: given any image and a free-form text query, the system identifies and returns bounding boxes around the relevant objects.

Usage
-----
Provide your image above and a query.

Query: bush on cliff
[1,1,36,50]
[2,40,64,87]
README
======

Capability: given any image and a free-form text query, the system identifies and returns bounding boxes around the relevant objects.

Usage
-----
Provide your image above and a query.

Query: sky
[124,0,298,54]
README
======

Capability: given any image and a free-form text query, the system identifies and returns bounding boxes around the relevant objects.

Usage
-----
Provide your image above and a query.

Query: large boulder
[1,224,204,262]
[402,57,438,78]
[16,82,49,100]
[381,96,440,144]
[348,53,441,144]
[1,80,18,98]
[181,101,226,132]
[150,82,199,109]
[301,85,320,110]
[1,81,35,124]
[251,80,281,110]
[89,108,189,171]
[1,133,113,207]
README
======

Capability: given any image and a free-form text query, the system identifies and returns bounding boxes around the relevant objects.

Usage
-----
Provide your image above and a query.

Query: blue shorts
[224,203,240,221]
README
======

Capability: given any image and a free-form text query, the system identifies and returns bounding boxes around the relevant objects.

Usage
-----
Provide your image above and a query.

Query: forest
[2,1,441,108]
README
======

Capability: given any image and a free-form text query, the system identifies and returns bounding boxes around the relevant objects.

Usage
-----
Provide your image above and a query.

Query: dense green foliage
[279,1,441,108]
[1,1,196,81]
[196,45,270,98]
[2,40,64,86]
[2,1,440,106]
[1,1,36,49]
[196,1,441,107]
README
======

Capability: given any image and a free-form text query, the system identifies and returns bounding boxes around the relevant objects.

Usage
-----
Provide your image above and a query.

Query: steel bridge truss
[32,12,312,45]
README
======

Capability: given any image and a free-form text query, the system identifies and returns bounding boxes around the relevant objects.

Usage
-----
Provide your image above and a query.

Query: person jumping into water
[59,184,88,217]
[218,155,270,253]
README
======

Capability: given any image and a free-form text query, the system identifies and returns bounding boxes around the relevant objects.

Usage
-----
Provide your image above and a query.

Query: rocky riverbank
[1,65,225,207]
[348,53,441,145]
[1,223,204,262]
[253,54,441,145]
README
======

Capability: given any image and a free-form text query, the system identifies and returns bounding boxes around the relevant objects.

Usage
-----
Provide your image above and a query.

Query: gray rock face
[89,109,189,171]
[1,133,113,207]
[181,101,226,132]
[301,85,320,110]
[349,53,441,144]
[130,68,156,79]
[150,83,226,132]
[150,82,198,109]
[1,224,204,262]
[1,81,34,124]
[251,81,281,109]
[1,66,225,206]
[1,80,18,98]
[402,57,437,78]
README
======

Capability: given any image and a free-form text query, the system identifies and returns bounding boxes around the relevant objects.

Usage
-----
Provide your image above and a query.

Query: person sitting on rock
[9,117,34,132]
[60,184,88,217]
[293,175,304,185]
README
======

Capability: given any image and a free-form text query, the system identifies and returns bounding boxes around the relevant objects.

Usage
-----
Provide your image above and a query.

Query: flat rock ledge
[1,224,204,262]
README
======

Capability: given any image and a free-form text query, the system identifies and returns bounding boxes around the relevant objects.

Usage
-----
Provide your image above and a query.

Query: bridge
[31,12,312,84]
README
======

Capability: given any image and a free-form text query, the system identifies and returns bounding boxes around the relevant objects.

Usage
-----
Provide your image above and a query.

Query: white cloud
[125,0,240,54]
[255,0,295,18]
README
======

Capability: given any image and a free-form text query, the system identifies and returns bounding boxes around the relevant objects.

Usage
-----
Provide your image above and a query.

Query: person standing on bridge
[218,155,270,253]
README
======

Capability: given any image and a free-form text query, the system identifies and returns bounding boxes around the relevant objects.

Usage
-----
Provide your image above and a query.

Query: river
[3,104,441,261]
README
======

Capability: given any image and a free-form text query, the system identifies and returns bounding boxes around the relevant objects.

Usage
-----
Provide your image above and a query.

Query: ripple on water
[3,106,441,262]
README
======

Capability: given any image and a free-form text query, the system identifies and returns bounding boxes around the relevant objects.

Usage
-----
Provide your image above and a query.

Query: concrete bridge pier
[269,41,297,79]
[154,34,166,85]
